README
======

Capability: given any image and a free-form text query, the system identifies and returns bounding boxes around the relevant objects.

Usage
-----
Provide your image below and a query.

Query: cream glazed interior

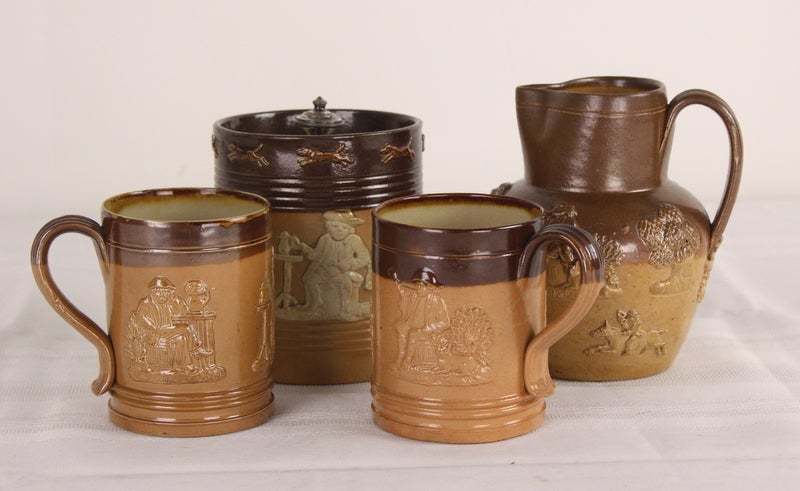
[376,200,541,230]
[105,190,267,222]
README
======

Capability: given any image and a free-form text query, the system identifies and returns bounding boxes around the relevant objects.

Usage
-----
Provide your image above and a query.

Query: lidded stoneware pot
[494,76,743,381]
[214,98,423,384]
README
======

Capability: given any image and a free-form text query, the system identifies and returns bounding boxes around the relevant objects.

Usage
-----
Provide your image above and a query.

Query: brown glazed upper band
[213,109,423,210]
[101,188,270,251]
[373,194,543,286]
[516,76,667,114]
[516,77,669,193]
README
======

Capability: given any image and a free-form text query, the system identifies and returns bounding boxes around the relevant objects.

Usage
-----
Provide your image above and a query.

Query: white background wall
[2,0,798,218]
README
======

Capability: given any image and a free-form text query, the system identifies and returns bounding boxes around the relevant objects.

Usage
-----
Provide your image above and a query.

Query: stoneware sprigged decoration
[494,76,743,381]
[214,97,423,384]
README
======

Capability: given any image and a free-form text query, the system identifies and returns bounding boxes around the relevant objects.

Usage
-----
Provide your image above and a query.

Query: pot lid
[290,97,345,132]
[214,99,420,137]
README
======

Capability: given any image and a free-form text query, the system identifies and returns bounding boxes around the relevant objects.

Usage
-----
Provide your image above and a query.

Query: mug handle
[30,215,115,395]
[518,224,604,397]
[661,89,744,265]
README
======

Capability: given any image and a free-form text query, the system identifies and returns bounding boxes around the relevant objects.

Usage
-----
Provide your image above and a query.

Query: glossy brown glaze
[374,194,546,286]
[495,76,743,381]
[371,194,604,443]
[213,107,422,210]
[31,188,275,436]
[214,100,423,385]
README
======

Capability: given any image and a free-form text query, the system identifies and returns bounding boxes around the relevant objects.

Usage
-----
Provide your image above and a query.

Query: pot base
[273,348,371,385]
[273,317,372,384]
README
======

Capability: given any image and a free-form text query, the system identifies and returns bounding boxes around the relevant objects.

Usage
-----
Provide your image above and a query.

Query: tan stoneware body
[31,188,275,437]
[494,77,743,381]
[371,194,604,443]
[214,103,422,384]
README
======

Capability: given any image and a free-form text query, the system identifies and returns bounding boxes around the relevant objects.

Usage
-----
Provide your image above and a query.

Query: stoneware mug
[31,188,275,437]
[371,194,604,443]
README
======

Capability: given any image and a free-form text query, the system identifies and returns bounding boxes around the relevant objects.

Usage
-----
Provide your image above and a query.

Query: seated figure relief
[275,209,372,323]
[126,277,226,383]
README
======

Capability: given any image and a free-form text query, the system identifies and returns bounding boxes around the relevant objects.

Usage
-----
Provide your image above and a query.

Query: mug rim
[102,187,270,225]
[373,193,543,234]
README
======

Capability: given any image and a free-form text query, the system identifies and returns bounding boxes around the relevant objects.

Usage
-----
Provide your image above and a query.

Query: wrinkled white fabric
[1,200,798,490]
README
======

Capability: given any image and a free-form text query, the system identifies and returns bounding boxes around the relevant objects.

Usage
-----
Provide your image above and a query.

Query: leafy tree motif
[594,233,623,296]
[542,202,580,296]
[434,306,494,377]
[637,203,700,295]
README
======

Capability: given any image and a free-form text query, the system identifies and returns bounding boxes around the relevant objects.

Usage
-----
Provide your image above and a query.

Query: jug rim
[518,76,664,94]
[516,76,667,113]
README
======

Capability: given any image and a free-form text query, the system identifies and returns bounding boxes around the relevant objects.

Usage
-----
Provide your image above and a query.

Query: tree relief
[638,203,700,296]
[275,209,371,322]
[542,201,623,297]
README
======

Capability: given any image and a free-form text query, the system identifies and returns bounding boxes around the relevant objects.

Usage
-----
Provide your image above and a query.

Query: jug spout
[516,76,669,193]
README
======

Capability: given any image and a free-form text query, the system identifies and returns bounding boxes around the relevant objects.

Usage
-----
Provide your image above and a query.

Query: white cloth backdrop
[1,199,798,489]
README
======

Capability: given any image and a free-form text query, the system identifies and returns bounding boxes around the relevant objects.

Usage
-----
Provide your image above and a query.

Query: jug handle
[31,215,115,395]
[661,89,744,258]
[518,224,604,397]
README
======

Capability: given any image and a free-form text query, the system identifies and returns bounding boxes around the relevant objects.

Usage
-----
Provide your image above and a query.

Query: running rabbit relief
[126,277,226,383]
[379,136,416,164]
[227,143,270,168]
[296,142,354,167]
[275,209,371,322]
[393,271,494,386]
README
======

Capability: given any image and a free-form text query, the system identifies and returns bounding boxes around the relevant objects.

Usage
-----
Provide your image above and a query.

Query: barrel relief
[391,269,494,386]
[251,279,274,372]
[126,277,226,383]
[275,209,371,322]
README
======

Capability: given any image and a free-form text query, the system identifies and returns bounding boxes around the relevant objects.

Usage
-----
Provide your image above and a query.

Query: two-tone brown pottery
[494,76,743,381]
[371,194,604,443]
[31,188,274,436]
[213,98,422,384]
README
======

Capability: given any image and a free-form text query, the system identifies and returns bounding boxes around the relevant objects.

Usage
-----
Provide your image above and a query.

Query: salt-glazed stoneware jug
[494,76,743,381]
[214,98,422,384]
